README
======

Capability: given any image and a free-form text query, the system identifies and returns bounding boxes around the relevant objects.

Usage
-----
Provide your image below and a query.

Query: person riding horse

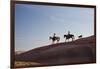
[49,33,60,44]
[53,33,56,38]
[64,31,74,42]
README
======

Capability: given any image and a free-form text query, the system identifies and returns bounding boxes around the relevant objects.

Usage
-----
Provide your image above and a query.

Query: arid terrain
[15,35,96,68]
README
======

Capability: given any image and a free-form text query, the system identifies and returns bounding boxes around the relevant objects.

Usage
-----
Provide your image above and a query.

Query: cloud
[48,14,66,23]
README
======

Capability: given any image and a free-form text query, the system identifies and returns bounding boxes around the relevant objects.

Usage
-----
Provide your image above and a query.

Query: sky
[15,4,94,51]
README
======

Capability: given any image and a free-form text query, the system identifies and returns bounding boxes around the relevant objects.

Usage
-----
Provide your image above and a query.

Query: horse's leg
[57,40,59,43]
[71,37,73,41]
[52,40,54,44]
[57,40,58,43]
[72,36,74,41]
[68,39,69,42]
[56,40,58,43]
[65,39,66,42]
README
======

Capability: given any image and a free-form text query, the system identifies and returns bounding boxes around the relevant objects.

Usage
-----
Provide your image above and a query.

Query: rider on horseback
[64,31,74,42]
[68,31,70,35]
[49,33,60,44]
[53,33,56,37]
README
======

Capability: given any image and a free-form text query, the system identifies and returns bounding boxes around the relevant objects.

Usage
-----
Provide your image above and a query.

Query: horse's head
[64,35,66,38]
[49,36,52,40]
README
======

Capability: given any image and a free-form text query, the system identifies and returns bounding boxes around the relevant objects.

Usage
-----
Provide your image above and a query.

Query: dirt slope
[15,35,96,66]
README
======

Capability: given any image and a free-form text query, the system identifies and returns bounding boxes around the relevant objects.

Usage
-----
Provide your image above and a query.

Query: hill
[15,51,25,55]
[15,35,96,67]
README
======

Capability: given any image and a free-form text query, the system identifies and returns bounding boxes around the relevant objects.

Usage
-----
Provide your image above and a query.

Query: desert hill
[15,51,25,55]
[15,35,96,67]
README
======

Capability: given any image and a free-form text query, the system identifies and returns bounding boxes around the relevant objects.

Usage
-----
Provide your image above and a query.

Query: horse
[64,34,74,42]
[78,35,82,39]
[49,36,60,44]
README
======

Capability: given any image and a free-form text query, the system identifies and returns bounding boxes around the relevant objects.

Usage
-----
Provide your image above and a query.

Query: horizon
[15,35,94,52]
[15,4,94,51]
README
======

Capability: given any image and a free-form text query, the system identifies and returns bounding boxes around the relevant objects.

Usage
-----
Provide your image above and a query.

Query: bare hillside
[15,35,96,67]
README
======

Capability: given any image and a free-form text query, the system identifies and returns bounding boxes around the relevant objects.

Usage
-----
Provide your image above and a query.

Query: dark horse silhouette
[49,33,60,44]
[78,35,82,38]
[64,31,74,42]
